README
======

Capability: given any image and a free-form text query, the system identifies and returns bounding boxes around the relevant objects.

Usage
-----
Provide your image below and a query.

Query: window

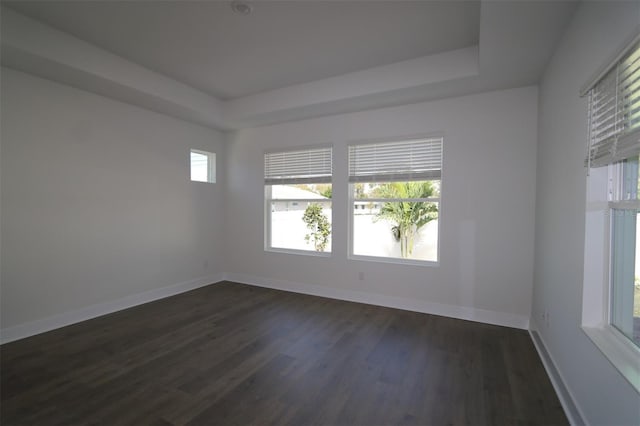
[265,147,332,254]
[348,137,442,263]
[610,156,639,347]
[190,149,215,183]
[582,36,640,391]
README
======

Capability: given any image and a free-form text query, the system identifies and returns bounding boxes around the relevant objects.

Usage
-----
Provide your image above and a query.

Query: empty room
[1,0,639,425]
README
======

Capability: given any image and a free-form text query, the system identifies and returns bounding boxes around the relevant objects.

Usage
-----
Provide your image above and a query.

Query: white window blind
[348,137,442,182]
[264,147,332,185]
[586,39,640,168]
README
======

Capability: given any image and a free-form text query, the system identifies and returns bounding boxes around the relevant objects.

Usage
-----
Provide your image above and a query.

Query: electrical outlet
[358,271,364,281]
[540,310,550,328]
[539,310,549,328]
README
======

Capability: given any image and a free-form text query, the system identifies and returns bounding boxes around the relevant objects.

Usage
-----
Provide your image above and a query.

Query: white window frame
[581,33,640,393]
[582,164,640,393]
[347,136,443,266]
[264,146,333,256]
[190,149,216,183]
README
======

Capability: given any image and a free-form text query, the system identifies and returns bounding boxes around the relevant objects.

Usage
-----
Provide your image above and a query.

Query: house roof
[272,186,328,200]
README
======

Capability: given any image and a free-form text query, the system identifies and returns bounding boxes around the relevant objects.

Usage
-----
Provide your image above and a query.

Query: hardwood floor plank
[0,281,568,426]
[185,353,296,426]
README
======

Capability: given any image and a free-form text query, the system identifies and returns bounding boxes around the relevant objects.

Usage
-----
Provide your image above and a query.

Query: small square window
[190,149,215,183]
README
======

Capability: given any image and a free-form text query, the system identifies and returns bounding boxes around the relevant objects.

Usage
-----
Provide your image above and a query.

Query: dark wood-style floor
[1,281,567,426]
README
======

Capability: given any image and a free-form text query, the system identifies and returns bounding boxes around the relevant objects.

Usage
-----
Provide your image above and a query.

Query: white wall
[225,86,539,328]
[533,1,640,424]
[0,68,226,332]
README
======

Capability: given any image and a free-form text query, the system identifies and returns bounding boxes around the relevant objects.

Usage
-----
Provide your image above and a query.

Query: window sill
[265,247,332,258]
[349,253,439,267]
[582,325,640,393]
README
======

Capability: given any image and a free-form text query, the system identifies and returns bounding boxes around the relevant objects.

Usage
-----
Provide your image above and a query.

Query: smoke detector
[231,1,253,15]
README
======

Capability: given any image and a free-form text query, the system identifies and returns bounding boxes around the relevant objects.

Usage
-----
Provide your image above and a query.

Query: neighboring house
[271,185,379,214]
[271,186,328,212]
[353,201,380,215]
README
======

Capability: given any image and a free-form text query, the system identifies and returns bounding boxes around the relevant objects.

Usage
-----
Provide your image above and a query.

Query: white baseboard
[0,273,225,344]
[529,322,586,426]
[224,272,530,330]
[1,272,530,345]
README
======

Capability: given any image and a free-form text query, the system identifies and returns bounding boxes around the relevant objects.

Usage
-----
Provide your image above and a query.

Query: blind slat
[348,138,442,182]
[616,128,640,158]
